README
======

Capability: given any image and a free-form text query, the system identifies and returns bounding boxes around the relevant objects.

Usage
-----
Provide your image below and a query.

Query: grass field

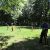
[0,26,50,50]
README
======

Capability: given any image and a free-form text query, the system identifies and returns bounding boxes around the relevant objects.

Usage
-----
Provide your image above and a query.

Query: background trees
[0,0,49,26]
[0,0,28,20]
[17,0,49,26]
[0,0,28,25]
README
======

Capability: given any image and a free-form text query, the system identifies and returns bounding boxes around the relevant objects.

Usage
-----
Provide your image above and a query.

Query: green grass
[0,26,50,50]
[0,26,42,39]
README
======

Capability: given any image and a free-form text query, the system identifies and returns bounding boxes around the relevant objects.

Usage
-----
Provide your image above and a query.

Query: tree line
[0,0,50,27]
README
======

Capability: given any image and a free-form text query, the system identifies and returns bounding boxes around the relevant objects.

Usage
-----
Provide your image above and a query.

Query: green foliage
[0,0,27,20]
[21,0,36,23]
[0,10,13,25]
[17,0,49,26]
[33,0,49,22]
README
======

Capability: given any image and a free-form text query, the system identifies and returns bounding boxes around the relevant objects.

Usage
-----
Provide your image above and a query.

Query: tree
[0,10,13,25]
[33,0,49,23]
[21,0,36,26]
[0,0,28,20]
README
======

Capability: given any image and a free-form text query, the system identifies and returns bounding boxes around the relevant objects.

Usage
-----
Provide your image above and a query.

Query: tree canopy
[0,0,28,19]
[0,0,49,26]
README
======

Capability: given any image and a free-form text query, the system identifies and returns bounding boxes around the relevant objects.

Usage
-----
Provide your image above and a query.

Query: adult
[39,21,48,45]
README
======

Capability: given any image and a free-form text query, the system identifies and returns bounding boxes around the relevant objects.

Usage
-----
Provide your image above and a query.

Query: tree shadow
[4,36,50,50]
[0,36,13,49]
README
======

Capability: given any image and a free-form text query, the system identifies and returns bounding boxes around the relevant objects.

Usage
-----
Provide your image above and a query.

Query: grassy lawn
[0,26,50,50]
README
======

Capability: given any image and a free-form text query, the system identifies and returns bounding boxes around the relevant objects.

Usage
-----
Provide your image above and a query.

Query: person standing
[39,22,48,45]
[11,23,13,31]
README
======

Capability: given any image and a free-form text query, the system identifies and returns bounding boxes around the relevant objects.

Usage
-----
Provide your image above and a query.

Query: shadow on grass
[3,36,50,50]
[0,36,13,49]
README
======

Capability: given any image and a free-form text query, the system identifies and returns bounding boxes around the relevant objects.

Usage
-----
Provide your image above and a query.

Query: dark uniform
[39,22,48,45]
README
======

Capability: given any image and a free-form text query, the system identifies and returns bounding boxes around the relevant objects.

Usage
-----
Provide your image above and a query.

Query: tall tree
[33,0,49,22]
[0,0,28,20]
